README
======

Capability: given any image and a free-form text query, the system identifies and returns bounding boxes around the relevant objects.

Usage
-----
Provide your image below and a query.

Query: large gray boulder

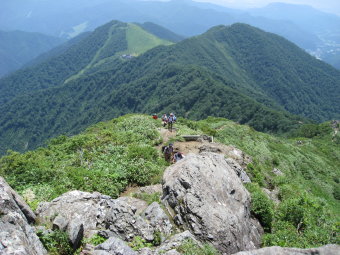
[36,191,171,243]
[0,177,47,255]
[143,202,172,237]
[162,153,263,254]
[93,236,137,255]
[198,143,252,168]
[232,244,340,255]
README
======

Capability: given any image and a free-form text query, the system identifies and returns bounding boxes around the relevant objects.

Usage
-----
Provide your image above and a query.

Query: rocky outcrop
[0,177,47,255]
[37,191,173,244]
[93,236,137,255]
[144,202,172,237]
[155,231,199,254]
[198,143,252,168]
[162,152,263,254]
[232,244,340,255]
[136,231,199,255]
[139,184,162,195]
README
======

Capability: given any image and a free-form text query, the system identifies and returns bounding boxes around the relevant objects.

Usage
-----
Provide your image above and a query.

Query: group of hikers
[152,113,177,132]
[152,113,184,163]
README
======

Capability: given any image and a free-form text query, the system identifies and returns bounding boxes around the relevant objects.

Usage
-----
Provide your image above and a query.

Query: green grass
[177,239,220,255]
[132,192,161,205]
[125,23,172,56]
[0,114,339,249]
[197,117,340,247]
[0,115,166,202]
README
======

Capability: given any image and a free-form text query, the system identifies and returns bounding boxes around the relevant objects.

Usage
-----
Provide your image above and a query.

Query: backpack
[162,146,169,154]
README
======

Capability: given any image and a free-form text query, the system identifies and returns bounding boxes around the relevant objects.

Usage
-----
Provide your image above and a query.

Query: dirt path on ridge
[157,128,177,149]
[121,127,205,197]
[157,127,211,155]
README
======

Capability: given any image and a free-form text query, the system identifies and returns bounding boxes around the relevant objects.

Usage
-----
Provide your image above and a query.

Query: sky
[193,0,340,15]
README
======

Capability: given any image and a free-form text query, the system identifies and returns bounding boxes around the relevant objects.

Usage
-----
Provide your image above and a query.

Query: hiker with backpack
[162,143,174,162]
[168,113,176,132]
[173,151,184,162]
[161,114,168,127]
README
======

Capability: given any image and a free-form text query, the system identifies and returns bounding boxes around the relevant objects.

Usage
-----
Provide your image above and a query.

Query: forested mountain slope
[0,21,172,105]
[2,0,340,69]
[1,22,339,154]
[0,30,64,77]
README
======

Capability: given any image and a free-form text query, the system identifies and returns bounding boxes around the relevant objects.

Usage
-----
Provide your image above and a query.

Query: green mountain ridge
[1,114,339,251]
[0,21,173,105]
[0,30,65,77]
[0,21,339,155]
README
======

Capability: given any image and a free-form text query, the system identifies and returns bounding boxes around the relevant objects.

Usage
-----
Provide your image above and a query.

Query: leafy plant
[177,239,220,255]
[152,231,162,246]
[37,230,73,255]
[132,192,161,205]
[128,236,152,251]
[84,234,107,246]
[246,183,274,232]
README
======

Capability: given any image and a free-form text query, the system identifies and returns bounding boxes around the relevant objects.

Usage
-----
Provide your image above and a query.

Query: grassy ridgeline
[190,117,340,246]
[0,114,339,248]
[0,115,166,204]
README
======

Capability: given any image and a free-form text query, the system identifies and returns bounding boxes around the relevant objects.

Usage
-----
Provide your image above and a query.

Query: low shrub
[132,192,161,205]
[246,183,274,232]
[128,236,152,251]
[37,230,73,255]
[177,239,219,255]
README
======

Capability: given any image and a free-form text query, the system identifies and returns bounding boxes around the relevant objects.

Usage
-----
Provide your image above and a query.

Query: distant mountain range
[0,30,64,77]
[0,21,339,154]
[1,0,339,69]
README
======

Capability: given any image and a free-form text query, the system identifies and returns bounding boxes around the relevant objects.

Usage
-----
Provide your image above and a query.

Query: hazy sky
[193,0,340,15]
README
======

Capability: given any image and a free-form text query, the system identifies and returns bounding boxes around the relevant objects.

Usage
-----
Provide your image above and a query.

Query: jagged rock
[37,191,155,242]
[144,202,172,236]
[232,244,340,255]
[0,177,47,255]
[0,177,36,224]
[105,198,154,241]
[272,168,284,176]
[136,232,199,254]
[68,218,84,250]
[262,188,280,204]
[93,236,137,255]
[162,153,263,254]
[52,215,68,231]
[225,158,251,183]
[139,184,162,194]
[117,197,148,215]
[198,143,252,167]
[81,243,95,255]
[138,248,154,255]
[155,231,200,254]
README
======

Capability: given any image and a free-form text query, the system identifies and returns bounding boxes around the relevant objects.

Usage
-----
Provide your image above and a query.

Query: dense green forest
[0,22,121,105]
[0,30,64,77]
[0,114,339,251]
[0,22,339,155]
[0,21,172,105]
[0,64,305,154]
